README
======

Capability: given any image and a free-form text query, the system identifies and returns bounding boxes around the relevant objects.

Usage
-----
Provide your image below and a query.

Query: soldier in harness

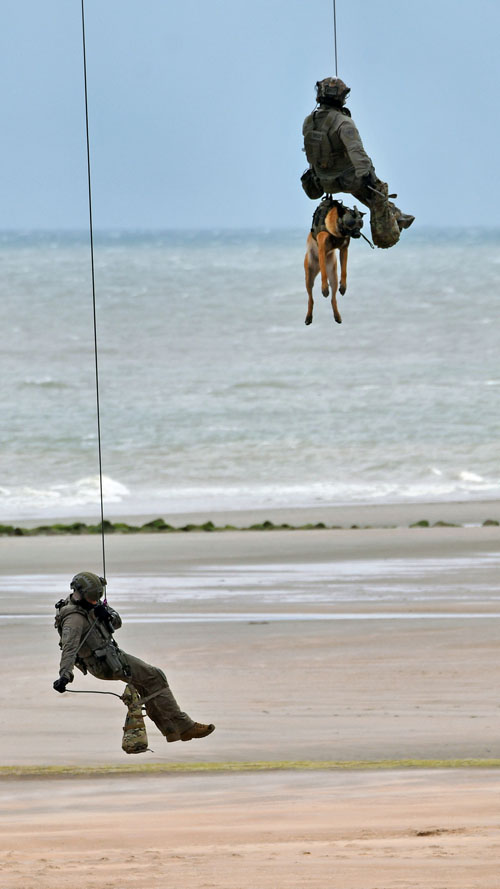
[53,571,215,744]
[302,77,414,248]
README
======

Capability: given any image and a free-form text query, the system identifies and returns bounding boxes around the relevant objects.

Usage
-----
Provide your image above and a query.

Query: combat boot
[396,213,415,230]
[180,722,215,741]
[166,730,181,743]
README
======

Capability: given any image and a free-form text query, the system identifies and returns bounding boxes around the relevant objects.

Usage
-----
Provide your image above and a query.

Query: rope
[67,689,123,699]
[66,686,163,707]
[333,0,338,76]
[80,0,107,588]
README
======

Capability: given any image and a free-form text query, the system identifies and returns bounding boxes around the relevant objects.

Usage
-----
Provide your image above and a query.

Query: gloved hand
[53,676,71,693]
[93,603,111,625]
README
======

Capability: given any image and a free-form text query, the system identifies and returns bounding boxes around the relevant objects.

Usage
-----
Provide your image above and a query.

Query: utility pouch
[301,168,324,200]
[94,641,125,674]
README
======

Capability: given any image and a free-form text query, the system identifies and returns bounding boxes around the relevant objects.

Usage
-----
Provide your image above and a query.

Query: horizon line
[1,224,499,235]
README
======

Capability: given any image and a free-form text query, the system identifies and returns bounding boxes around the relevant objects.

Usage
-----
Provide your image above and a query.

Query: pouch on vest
[93,640,129,675]
[121,684,149,754]
[301,168,324,199]
[303,112,336,172]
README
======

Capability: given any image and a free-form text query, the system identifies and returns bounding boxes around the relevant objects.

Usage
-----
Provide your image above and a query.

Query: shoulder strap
[74,613,111,656]
[74,616,99,656]
[315,108,341,156]
[324,108,341,145]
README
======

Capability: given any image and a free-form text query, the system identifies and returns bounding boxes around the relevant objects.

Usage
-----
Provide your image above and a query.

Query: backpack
[303,109,337,172]
[121,684,149,754]
[368,181,401,249]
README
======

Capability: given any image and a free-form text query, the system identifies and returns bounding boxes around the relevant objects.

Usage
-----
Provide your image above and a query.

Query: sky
[1,0,499,230]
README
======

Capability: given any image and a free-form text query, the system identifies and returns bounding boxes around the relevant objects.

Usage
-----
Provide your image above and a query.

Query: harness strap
[74,617,100,657]
[74,609,115,658]
[138,688,165,707]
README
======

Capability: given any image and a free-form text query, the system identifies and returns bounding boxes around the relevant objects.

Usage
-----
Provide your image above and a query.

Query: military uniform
[302,78,414,248]
[55,594,195,740]
[303,104,374,194]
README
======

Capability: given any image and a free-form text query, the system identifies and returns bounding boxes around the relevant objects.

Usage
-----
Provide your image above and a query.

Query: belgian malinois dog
[304,198,364,326]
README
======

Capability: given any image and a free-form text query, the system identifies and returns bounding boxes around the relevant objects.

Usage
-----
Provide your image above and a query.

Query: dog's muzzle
[340,219,363,239]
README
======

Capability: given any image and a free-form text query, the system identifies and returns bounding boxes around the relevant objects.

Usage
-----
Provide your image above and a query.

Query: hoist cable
[333,0,338,76]
[80,0,107,587]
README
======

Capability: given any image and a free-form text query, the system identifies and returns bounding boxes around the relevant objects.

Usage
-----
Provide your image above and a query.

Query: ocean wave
[228,381,297,391]
[93,475,500,518]
[2,233,500,523]
[459,471,484,483]
[19,376,71,389]
[1,472,499,522]
[0,475,130,520]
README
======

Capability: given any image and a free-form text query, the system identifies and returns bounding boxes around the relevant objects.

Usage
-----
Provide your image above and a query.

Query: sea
[1,227,499,523]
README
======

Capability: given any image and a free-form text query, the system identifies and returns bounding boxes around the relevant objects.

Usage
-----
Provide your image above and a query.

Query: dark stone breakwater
[0,517,498,536]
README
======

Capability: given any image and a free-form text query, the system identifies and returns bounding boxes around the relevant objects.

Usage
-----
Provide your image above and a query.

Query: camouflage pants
[85,650,194,738]
[320,170,403,248]
[321,169,399,209]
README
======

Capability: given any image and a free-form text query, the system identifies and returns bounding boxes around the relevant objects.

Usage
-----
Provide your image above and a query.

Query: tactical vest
[303,107,351,177]
[311,198,342,237]
[55,596,126,675]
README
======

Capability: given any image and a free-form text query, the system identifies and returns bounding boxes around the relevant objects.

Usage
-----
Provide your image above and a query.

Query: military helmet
[315,77,350,105]
[70,571,106,603]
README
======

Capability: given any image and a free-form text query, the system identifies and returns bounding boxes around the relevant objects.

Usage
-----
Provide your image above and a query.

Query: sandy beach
[1,501,499,887]
[2,769,500,889]
[3,0,500,882]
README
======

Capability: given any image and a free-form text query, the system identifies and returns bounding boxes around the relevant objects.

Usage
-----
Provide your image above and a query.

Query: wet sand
[1,514,500,764]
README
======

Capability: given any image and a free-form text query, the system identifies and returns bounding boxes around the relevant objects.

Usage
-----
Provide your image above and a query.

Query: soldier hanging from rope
[53,572,215,745]
[302,78,414,249]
